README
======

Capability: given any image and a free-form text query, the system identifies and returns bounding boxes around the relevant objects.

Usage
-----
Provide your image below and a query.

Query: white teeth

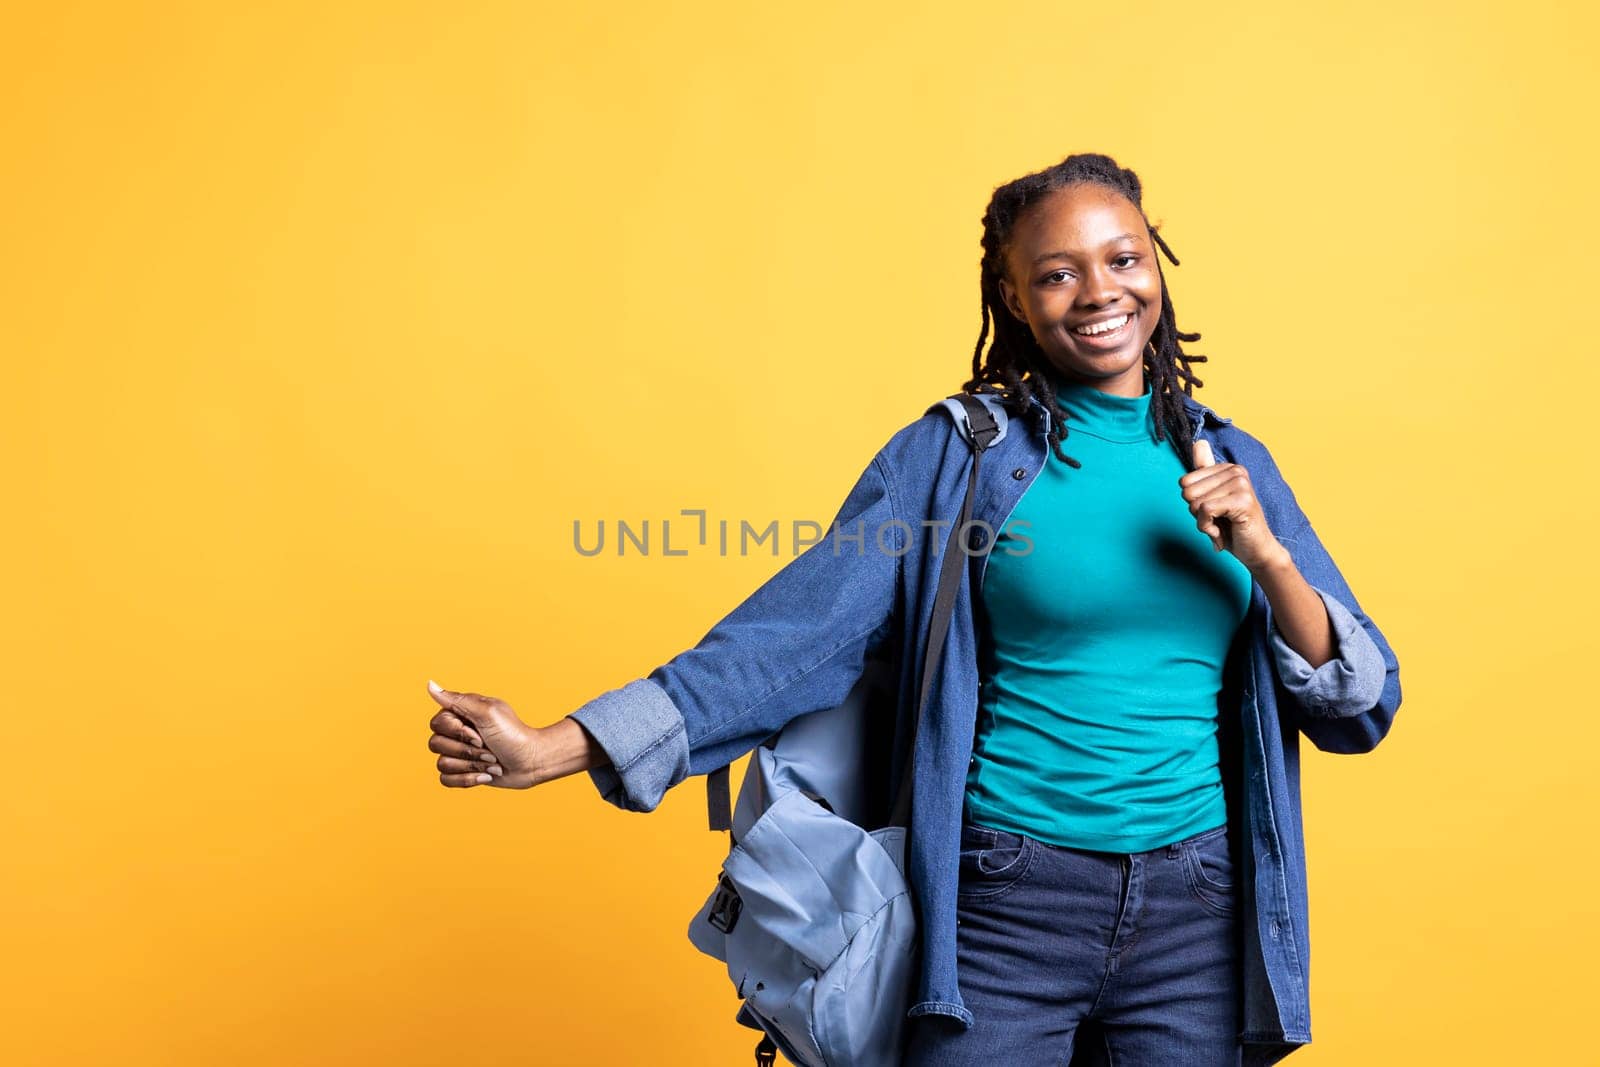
[1074,313,1130,336]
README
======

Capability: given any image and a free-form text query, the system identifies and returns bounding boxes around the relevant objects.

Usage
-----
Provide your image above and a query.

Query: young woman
[425,153,1401,1066]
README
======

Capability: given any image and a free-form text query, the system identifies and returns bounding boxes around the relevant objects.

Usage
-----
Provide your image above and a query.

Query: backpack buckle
[708,871,742,934]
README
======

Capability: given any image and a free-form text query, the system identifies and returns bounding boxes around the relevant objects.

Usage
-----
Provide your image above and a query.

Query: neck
[1043,367,1154,443]
[1047,364,1148,398]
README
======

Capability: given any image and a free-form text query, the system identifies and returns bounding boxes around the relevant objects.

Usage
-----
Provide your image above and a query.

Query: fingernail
[487,765,503,776]
[475,773,492,784]
[428,680,444,696]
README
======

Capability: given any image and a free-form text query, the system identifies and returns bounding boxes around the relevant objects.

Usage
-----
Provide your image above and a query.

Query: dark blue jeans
[905,818,1242,1065]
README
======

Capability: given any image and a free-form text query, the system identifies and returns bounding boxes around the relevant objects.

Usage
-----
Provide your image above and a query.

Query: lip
[1069,309,1137,350]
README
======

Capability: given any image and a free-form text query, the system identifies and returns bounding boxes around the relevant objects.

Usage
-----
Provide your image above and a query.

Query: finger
[439,771,496,787]
[428,679,494,714]
[1194,479,1257,518]
[437,754,504,775]
[1193,496,1231,528]
[1191,496,1231,551]
[428,709,484,748]
[1180,461,1238,495]
[1182,462,1249,505]
[428,732,495,762]
[1192,438,1215,468]
[1179,452,1233,491]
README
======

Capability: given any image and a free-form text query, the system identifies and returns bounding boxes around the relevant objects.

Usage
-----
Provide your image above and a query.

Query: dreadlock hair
[963,152,1209,471]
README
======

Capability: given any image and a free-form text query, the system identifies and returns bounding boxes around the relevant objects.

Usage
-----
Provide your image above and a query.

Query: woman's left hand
[1179,439,1290,574]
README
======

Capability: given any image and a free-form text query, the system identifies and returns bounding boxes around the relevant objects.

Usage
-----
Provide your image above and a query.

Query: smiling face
[997,182,1164,398]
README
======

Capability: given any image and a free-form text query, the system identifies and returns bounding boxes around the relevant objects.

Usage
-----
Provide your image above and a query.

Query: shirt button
[1012,467,1027,480]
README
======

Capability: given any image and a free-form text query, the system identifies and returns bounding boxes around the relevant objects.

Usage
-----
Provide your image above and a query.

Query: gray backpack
[685,393,1007,1066]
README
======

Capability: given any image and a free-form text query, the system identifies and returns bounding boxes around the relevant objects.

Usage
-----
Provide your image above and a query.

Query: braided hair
[963,152,1209,470]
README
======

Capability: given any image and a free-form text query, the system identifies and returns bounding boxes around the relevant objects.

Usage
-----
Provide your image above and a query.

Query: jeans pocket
[1180,825,1236,917]
[956,821,1035,900]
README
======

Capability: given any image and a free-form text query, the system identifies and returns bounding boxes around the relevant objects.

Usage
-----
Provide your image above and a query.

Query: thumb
[1192,437,1216,469]
[427,679,494,722]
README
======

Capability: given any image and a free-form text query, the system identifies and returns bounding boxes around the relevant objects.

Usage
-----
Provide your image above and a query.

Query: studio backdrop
[4,2,1595,1064]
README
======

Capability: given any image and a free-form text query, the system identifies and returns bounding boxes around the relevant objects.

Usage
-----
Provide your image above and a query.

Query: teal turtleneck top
[963,368,1253,853]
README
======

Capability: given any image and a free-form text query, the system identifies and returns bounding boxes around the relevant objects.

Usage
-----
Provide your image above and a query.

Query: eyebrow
[1031,233,1141,267]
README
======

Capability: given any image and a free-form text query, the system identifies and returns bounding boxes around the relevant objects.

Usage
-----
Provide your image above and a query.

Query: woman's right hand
[426,680,544,789]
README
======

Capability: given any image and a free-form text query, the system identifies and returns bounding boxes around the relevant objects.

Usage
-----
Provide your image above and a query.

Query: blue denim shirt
[569,389,1402,1065]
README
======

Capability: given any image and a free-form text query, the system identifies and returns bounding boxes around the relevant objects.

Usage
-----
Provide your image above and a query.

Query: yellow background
[5,2,1596,1063]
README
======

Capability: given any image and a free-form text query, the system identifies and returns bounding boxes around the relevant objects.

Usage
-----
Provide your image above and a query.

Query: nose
[1077,263,1119,308]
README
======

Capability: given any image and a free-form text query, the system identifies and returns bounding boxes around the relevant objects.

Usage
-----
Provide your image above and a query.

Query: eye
[1113,254,1139,268]
[1041,269,1073,284]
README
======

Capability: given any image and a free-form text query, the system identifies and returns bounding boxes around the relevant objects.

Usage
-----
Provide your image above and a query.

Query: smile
[1071,311,1135,347]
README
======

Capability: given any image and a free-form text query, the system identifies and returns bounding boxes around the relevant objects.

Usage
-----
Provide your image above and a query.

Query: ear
[997,276,1028,325]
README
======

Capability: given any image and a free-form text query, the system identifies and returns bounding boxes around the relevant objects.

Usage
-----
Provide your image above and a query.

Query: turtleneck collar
[1043,367,1155,443]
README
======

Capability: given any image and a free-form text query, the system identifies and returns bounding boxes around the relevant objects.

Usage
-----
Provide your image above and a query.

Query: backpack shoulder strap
[885,391,996,829]
[929,391,1009,450]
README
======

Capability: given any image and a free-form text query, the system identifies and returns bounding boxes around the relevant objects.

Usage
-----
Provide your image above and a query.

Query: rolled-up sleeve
[567,678,690,813]
[1267,584,1387,719]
